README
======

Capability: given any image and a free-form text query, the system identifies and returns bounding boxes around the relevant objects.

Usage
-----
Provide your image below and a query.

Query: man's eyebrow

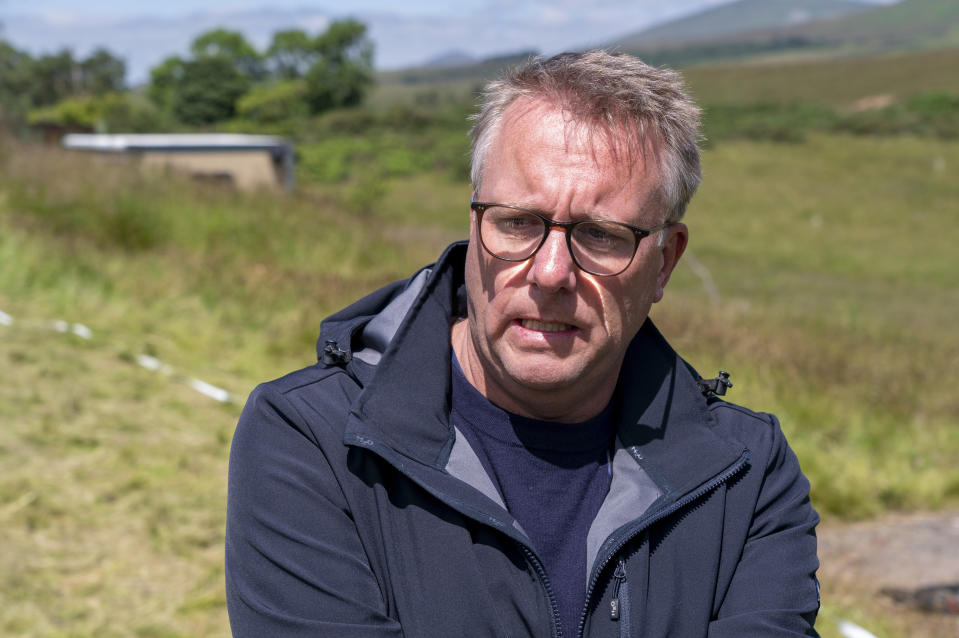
[487,200,647,223]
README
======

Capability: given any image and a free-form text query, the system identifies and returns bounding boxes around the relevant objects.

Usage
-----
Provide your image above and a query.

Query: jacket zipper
[609,559,630,638]
[576,450,749,637]
[348,435,747,638]
[609,559,626,621]
[521,545,564,638]
[349,437,563,635]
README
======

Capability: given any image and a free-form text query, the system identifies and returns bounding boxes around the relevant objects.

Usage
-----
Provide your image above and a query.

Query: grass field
[373,44,959,112]
[1,124,957,636]
[683,46,959,108]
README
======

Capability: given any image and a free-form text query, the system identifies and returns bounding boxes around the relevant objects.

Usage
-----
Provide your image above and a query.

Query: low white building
[62,133,295,192]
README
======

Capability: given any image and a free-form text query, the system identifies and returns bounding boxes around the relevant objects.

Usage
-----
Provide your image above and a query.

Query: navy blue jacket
[226,241,820,637]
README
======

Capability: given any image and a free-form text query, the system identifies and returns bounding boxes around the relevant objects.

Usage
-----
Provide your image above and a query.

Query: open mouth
[519,318,575,332]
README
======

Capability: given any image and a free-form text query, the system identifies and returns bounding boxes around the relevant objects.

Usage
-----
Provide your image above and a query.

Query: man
[226,51,820,637]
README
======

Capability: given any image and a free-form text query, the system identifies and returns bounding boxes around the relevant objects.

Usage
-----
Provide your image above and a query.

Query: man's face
[456,98,688,422]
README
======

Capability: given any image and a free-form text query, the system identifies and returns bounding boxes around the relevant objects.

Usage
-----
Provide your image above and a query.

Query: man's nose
[527,228,577,291]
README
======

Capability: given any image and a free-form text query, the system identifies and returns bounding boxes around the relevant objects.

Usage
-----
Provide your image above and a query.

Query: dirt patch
[818,510,959,637]
[847,94,896,113]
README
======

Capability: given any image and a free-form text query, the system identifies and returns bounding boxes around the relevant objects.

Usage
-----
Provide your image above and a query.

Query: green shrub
[28,92,167,133]
[702,102,837,144]
[902,92,959,138]
[831,91,959,139]
[310,108,378,136]
[236,80,309,123]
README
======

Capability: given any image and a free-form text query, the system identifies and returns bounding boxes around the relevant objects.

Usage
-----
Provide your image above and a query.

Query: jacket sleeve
[225,383,404,637]
[708,414,821,637]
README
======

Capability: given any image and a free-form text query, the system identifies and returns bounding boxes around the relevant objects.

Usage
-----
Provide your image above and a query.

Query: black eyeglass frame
[470,201,670,277]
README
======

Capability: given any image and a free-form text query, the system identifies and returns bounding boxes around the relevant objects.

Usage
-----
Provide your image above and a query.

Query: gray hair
[469,50,702,223]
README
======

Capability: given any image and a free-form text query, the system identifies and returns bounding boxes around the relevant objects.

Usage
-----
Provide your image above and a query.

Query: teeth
[522,319,572,332]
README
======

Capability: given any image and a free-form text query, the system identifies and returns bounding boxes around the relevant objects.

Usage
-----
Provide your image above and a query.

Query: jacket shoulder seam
[707,401,775,426]
[259,363,350,397]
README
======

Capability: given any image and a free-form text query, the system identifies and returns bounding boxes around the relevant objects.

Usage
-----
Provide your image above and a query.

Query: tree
[236,80,309,123]
[28,49,78,107]
[28,92,162,132]
[147,56,185,115]
[304,20,374,114]
[0,38,33,123]
[266,29,316,79]
[191,28,263,80]
[0,39,31,93]
[2,35,129,128]
[172,56,250,125]
[147,31,261,126]
[143,20,375,126]
[79,47,126,95]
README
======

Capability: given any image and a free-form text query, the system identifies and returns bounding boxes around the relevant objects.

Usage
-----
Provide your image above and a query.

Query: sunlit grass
[656,133,959,519]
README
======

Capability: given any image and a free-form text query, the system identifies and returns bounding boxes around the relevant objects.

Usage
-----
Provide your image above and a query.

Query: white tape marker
[136,354,172,375]
[71,323,93,339]
[837,620,879,638]
[188,378,231,403]
[4,308,239,404]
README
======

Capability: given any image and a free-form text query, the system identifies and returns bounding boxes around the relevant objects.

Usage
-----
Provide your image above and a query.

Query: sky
[0,0,900,85]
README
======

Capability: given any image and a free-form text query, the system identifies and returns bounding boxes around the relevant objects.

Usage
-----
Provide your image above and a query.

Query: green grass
[657,134,959,518]
[683,46,959,108]
[1,129,956,636]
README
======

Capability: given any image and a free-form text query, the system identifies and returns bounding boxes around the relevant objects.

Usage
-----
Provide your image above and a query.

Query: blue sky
[0,1,899,84]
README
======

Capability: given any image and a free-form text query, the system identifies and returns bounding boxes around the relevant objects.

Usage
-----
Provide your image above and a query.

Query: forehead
[486,98,663,211]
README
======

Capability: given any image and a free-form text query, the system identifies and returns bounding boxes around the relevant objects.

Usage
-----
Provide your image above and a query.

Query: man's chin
[499,358,587,393]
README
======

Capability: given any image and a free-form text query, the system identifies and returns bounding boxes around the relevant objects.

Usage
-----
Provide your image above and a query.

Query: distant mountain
[379,0,959,90]
[380,50,537,87]
[422,50,478,69]
[609,0,959,68]
[610,0,873,50]
[775,0,959,49]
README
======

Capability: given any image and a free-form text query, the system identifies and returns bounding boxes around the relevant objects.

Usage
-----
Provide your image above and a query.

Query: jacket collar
[341,242,744,502]
[615,323,745,500]
[343,242,467,468]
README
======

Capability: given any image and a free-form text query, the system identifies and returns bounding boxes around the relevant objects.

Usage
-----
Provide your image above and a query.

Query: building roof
[62,133,291,153]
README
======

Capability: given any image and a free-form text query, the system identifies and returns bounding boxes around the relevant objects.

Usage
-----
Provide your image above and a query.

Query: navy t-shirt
[450,355,617,637]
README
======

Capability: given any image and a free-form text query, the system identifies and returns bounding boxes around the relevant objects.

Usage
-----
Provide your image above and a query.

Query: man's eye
[584,226,612,242]
[493,214,540,235]
[502,217,532,228]
[576,223,632,252]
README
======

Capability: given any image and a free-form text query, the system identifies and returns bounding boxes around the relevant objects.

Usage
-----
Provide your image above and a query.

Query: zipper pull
[610,559,627,621]
[321,339,352,366]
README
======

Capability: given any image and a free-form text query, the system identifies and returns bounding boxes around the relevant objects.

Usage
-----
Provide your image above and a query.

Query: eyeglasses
[470,201,669,277]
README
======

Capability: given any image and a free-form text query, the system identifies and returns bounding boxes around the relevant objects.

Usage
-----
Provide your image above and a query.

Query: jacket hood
[316,241,469,387]
[317,241,744,504]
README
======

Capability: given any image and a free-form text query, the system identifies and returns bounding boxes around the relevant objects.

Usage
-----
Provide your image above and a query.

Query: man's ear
[654,222,688,303]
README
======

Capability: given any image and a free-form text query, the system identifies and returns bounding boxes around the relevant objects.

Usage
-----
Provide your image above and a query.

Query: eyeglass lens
[479,206,638,276]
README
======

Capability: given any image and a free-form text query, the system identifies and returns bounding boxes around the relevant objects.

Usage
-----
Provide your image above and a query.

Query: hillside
[616,0,959,67]
[376,0,959,92]
[376,50,535,89]
[610,0,872,50]
[778,0,959,49]
[683,45,959,107]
